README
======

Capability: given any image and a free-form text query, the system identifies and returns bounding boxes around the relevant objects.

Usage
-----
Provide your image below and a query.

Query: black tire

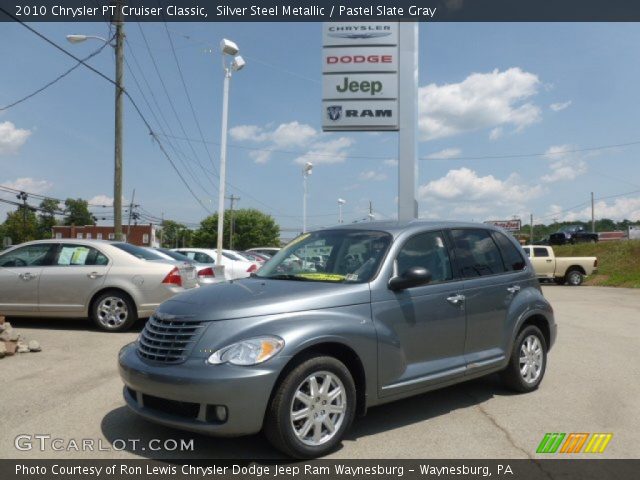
[566,269,584,286]
[264,355,356,458]
[553,277,565,285]
[90,290,138,332]
[501,325,548,393]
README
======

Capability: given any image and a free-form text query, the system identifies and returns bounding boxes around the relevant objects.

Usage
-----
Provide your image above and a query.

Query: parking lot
[1,285,638,459]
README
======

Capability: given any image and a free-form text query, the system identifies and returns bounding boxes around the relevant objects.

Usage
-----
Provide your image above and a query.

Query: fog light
[216,405,227,422]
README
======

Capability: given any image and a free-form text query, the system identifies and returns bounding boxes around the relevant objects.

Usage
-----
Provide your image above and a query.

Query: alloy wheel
[519,335,543,384]
[96,296,129,329]
[289,371,347,446]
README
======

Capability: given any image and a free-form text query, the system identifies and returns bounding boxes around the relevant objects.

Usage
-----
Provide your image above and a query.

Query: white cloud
[2,177,52,194]
[88,195,114,206]
[293,137,354,165]
[228,125,267,142]
[418,168,544,220]
[0,121,31,155]
[230,121,352,165]
[418,68,541,141]
[489,127,503,140]
[383,158,398,167]
[547,197,640,222]
[359,170,388,181]
[541,144,588,183]
[550,100,572,112]
[426,148,461,159]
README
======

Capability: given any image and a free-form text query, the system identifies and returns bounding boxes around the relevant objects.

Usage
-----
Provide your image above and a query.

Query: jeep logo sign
[322,22,399,131]
[323,73,397,100]
[322,101,398,131]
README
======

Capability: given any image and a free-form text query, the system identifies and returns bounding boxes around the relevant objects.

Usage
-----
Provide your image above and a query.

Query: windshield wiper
[262,274,312,281]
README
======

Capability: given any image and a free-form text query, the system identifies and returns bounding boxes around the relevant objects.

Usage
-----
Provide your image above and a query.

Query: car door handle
[87,272,104,279]
[507,285,521,294]
[546,259,552,263]
[19,272,37,281]
[446,294,465,306]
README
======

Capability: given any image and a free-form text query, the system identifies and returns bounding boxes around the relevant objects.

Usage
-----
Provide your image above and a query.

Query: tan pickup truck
[522,245,598,286]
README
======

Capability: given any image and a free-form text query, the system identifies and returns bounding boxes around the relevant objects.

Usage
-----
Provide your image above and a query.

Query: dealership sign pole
[322,22,418,221]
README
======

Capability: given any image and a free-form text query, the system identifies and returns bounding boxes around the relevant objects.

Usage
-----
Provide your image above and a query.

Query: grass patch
[553,240,640,288]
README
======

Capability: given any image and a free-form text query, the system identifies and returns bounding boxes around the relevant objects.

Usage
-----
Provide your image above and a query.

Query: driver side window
[396,231,453,283]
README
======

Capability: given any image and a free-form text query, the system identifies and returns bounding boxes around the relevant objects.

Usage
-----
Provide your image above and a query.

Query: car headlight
[207,336,284,366]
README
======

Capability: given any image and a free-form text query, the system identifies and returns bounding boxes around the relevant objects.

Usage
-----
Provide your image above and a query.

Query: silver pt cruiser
[119,221,557,458]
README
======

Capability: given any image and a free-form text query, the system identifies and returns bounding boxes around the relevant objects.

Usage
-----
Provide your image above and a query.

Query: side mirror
[388,266,432,291]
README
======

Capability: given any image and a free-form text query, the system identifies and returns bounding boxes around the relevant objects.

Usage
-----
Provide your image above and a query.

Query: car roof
[318,220,505,237]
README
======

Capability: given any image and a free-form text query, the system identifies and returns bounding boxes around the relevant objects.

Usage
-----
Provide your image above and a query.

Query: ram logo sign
[536,433,613,454]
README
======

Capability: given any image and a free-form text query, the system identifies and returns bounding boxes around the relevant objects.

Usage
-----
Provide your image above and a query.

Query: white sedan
[172,248,258,280]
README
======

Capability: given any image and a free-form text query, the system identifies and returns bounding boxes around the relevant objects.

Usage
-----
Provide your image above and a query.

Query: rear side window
[194,252,214,264]
[533,247,549,258]
[492,232,526,271]
[56,245,109,266]
[451,229,505,277]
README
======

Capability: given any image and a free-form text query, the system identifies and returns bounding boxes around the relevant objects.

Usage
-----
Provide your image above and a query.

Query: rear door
[38,244,110,314]
[372,230,468,397]
[0,243,55,313]
[449,229,528,373]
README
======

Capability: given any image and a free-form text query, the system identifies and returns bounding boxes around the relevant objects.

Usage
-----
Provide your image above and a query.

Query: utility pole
[126,189,136,242]
[369,201,374,221]
[159,212,164,247]
[226,194,240,249]
[530,214,534,243]
[591,192,595,232]
[16,191,28,240]
[113,0,125,241]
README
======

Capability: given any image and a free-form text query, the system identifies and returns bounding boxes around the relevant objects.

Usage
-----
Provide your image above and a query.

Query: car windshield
[257,229,392,283]
[559,225,580,232]
[113,243,165,261]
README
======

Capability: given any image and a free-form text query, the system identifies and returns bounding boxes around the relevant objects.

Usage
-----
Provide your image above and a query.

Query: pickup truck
[522,245,598,286]
[549,225,599,245]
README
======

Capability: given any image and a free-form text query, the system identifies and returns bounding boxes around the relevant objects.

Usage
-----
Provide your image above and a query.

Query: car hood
[155,277,371,321]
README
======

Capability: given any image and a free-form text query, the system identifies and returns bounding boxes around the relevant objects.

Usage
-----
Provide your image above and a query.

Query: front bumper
[118,342,289,437]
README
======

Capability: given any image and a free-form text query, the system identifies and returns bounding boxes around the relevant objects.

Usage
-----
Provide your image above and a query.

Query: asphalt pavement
[1,286,638,459]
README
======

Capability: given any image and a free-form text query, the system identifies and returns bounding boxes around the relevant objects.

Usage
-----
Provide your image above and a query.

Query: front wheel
[264,355,356,458]
[91,290,138,332]
[501,325,548,393]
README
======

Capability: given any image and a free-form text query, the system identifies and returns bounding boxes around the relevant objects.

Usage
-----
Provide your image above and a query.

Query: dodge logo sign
[327,105,342,121]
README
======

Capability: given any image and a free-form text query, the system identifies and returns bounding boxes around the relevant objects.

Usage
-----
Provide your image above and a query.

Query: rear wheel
[501,325,548,393]
[566,269,584,286]
[264,355,356,458]
[91,290,137,332]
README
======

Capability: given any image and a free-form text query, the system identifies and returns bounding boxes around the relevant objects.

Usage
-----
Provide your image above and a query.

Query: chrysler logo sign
[328,31,391,40]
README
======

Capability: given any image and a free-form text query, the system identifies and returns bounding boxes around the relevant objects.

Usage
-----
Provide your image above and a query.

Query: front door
[372,230,467,398]
[0,243,55,313]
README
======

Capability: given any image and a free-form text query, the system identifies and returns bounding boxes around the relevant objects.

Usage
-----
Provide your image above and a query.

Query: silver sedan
[0,239,198,331]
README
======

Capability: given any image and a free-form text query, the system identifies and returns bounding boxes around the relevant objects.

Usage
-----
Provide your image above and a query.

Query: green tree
[159,220,187,248]
[192,209,280,250]
[64,198,94,226]
[2,206,38,244]
[37,198,61,239]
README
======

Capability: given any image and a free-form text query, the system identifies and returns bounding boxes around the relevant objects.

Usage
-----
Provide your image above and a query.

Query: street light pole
[337,198,346,224]
[216,40,245,270]
[302,162,313,233]
[113,2,125,241]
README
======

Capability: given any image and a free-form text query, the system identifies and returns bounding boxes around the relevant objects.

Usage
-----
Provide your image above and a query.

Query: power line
[0,37,112,111]
[0,8,213,215]
[161,16,219,178]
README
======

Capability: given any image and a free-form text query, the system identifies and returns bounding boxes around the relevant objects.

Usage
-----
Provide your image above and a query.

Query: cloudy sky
[2,22,640,231]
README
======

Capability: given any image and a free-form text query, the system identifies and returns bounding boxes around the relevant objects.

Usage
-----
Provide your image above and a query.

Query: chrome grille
[137,316,203,363]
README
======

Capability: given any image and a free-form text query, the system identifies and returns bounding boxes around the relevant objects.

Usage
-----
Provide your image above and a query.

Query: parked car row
[0,239,282,332]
